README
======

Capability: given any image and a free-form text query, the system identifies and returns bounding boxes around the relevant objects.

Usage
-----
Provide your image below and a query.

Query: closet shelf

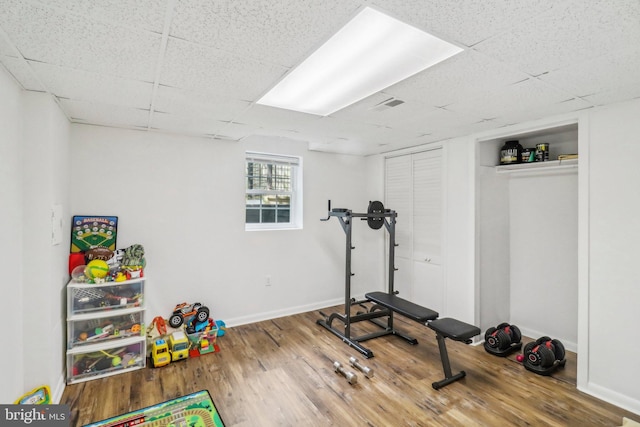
[496,158,578,175]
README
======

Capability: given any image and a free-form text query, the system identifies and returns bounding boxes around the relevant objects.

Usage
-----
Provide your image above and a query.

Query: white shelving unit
[66,277,146,384]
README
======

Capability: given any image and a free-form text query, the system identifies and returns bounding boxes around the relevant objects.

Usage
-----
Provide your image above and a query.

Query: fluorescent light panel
[257,7,463,116]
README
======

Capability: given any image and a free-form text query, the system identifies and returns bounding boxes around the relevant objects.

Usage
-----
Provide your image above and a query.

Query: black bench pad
[365,292,439,323]
[428,318,481,342]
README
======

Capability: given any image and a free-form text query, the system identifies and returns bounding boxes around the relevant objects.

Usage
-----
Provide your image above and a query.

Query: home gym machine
[317,200,426,359]
[317,200,481,389]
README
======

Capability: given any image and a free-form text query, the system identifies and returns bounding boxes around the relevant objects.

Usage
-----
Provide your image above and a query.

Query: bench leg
[432,333,466,390]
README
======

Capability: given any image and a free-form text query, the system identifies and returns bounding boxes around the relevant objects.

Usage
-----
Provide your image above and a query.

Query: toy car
[169,331,189,361]
[150,338,171,368]
[168,302,209,328]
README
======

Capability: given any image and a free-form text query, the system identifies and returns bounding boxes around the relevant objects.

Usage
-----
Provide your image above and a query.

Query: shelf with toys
[66,216,148,384]
[66,278,147,384]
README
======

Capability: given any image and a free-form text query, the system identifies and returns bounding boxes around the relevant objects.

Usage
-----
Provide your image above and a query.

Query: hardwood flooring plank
[61,305,638,426]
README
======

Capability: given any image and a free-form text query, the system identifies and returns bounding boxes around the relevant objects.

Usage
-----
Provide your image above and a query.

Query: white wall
[21,92,70,402]
[443,137,476,324]
[69,125,377,326]
[0,66,25,404]
[584,98,640,412]
[509,172,578,349]
[0,68,70,404]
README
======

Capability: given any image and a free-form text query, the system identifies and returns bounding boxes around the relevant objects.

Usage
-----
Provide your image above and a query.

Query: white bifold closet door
[385,148,444,314]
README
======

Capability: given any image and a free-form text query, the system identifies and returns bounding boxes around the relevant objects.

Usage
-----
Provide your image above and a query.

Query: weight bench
[428,318,481,389]
[365,291,481,389]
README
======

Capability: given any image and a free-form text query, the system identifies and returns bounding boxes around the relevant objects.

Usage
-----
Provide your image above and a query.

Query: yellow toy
[85,259,109,279]
[169,331,189,361]
[15,385,51,404]
[151,338,171,368]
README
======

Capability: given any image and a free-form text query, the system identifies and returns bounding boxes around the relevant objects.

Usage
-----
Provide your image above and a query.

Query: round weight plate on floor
[536,336,552,345]
[551,339,566,361]
[494,328,512,350]
[484,327,497,341]
[510,325,522,344]
[524,341,535,357]
[367,201,385,230]
[536,345,556,368]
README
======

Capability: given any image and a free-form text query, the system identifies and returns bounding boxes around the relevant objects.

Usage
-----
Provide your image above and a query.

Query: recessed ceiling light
[257,7,462,116]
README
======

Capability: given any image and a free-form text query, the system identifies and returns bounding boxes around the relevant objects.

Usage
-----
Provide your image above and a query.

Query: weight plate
[367,201,385,230]
[484,327,497,341]
[551,339,566,361]
[510,325,522,344]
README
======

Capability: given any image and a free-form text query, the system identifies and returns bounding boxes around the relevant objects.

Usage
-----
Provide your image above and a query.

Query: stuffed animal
[121,244,146,269]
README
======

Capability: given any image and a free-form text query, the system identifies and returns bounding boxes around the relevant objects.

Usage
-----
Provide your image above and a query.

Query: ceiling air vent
[369,97,405,112]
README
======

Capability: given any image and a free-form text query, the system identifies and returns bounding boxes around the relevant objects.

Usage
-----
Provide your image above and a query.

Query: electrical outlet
[266,275,272,286]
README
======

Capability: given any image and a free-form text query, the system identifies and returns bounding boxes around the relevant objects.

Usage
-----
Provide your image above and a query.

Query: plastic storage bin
[67,308,144,348]
[66,337,145,384]
[68,278,144,315]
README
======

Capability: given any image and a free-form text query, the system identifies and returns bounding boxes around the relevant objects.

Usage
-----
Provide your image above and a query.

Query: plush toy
[121,244,146,269]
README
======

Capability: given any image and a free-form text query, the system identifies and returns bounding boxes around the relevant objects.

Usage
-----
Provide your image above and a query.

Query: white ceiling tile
[0,55,45,90]
[384,50,531,108]
[34,0,167,33]
[170,0,362,67]
[539,46,640,98]
[296,116,385,141]
[160,38,288,100]
[583,84,640,107]
[29,61,153,108]
[391,107,486,136]
[153,85,251,122]
[446,78,573,120]
[489,97,593,127]
[473,2,640,76]
[234,104,319,131]
[0,0,160,81]
[0,32,19,57]
[59,99,150,128]
[215,121,258,141]
[369,0,559,46]
[150,111,228,136]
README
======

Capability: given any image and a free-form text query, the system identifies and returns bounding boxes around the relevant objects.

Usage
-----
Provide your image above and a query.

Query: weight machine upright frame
[316,204,418,358]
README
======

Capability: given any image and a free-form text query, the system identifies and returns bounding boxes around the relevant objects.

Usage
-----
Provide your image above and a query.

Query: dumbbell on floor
[349,356,374,378]
[333,361,358,385]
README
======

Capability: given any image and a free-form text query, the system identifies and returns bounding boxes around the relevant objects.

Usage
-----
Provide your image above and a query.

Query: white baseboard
[578,382,640,417]
[52,372,65,404]
[224,297,343,327]
[517,326,577,353]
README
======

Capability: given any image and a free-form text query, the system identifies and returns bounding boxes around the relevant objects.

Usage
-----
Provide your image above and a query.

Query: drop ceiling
[1,0,639,156]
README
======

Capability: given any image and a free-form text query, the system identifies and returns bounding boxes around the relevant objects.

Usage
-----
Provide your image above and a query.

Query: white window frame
[245,151,303,231]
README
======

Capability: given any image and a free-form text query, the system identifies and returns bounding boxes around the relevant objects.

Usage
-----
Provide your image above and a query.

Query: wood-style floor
[61,305,638,426]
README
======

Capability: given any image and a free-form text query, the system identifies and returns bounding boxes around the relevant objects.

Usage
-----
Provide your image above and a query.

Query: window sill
[245,225,302,232]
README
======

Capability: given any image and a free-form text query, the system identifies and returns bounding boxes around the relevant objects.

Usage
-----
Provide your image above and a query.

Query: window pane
[277,208,290,223]
[246,209,260,223]
[262,208,276,223]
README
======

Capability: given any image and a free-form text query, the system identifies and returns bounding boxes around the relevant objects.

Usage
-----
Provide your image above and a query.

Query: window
[245,152,302,230]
